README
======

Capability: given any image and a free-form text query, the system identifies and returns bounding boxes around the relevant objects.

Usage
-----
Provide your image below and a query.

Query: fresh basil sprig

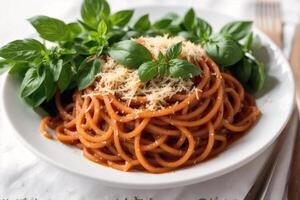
[138,42,201,82]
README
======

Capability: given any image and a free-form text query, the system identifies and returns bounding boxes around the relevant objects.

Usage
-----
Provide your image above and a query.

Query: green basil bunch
[0,0,266,115]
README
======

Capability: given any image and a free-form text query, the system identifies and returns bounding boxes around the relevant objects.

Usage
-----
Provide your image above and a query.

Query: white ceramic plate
[0,5,295,189]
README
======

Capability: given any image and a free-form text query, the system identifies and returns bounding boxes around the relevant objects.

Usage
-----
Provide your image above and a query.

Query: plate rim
[0,5,296,189]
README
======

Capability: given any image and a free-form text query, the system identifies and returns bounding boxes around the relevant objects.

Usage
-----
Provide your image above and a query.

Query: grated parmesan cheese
[89,36,205,111]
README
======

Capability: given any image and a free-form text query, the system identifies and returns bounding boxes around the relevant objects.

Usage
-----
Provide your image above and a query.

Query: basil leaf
[68,22,82,38]
[247,58,266,93]
[134,14,151,32]
[77,20,96,31]
[241,32,253,51]
[0,59,10,75]
[58,63,72,92]
[9,62,30,77]
[24,85,47,107]
[166,42,182,60]
[204,34,243,67]
[97,20,107,37]
[0,39,45,61]
[220,21,253,40]
[108,40,152,69]
[81,0,110,28]
[28,16,70,42]
[169,59,201,78]
[184,8,196,31]
[78,58,101,90]
[152,19,172,30]
[43,67,56,101]
[138,61,158,82]
[109,10,134,27]
[230,57,253,84]
[194,18,212,40]
[20,67,45,98]
[49,59,63,81]
[158,63,168,76]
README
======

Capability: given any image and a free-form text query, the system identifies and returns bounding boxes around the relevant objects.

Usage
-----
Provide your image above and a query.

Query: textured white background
[0,0,299,199]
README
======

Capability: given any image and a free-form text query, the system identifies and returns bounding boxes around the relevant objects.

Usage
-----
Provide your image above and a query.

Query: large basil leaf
[20,67,45,98]
[28,16,70,42]
[230,57,253,84]
[247,59,266,93]
[152,19,172,30]
[78,58,102,90]
[220,21,253,40]
[169,59,201,78]
[109,10,134,27]
[0,39,45,61]
[204,34,243,67]
[81,0,110,28]
[134,14,151,32]
[138,61,158,82]
[108,40,152,69]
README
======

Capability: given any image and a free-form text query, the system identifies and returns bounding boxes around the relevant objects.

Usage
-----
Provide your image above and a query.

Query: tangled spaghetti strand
[40,56,260,173]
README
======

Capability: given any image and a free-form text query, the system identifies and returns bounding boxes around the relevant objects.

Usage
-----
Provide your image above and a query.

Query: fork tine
[255,0,283,48]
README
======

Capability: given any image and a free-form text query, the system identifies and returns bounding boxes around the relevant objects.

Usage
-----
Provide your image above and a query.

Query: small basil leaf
[158,51,164,62]
[0,39,45,61]
[247,58,266,93]
[138,61,159,82]
[169,59,201,78]
[241,32,253,51]
[97,20,107,37]
[108,40,152,69]
[20,67,45,98]
[194,18,212,40]
[204,34,243,67]
[220,21,253,40]
[24,85,47,107]
[28,16,70,42]
[77,20,96,31]
[68,22,82,38]
[230,57,253,84]
[58,63,72,92]
[166,42,182,60]
[152,19,172,30]
[81,0,110,28]
[43,67,56,101]
[49,59,63,81]
[134,14,151,32]
[0,59,10,75]
[158,63,168,76]
[9,62,30,77]
[78,59,102,90]
[183,8,196,31]
[109,10,134,27]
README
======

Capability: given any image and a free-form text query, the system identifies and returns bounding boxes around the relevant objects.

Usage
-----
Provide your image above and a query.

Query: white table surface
[0,0,299,199]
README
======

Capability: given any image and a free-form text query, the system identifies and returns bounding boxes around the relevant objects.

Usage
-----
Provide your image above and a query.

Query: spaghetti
[40,39,260,173]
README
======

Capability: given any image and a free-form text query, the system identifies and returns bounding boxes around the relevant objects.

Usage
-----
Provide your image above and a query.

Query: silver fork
[255,0,283,48]
[244,0,284,199]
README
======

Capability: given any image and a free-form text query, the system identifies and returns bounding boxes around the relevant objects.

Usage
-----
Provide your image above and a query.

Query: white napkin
[0,0,299,199]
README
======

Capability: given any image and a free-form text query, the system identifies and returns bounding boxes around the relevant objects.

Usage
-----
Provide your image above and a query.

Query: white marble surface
[0,0,299,199]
